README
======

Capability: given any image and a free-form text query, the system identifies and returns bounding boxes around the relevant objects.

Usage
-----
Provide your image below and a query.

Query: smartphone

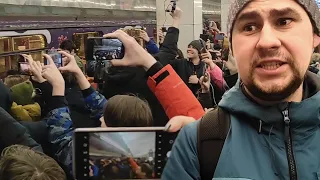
[17,55,31,75]
[161,27,167,33]
[45,49,63,67]
[73,127,178,179]
[214,33,224,41]
[19,62,31,75]
[199,39,207,54]
[86,37,125,61]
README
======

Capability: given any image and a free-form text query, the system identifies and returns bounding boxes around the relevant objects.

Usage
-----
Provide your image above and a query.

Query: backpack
[197,107,262,180]
[197,107,230,180]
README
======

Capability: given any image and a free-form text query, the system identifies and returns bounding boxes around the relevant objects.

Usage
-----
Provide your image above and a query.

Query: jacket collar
[219,71,320,133]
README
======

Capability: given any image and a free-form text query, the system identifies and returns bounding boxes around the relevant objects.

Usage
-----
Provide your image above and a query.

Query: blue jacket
[146,39,159,55]
[162,71,320,180]
[45,87,106,174]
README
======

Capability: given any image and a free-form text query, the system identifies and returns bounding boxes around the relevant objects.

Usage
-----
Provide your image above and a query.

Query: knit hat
[188,40,206,53]
[227,0,320,45]
[10,81,34,106]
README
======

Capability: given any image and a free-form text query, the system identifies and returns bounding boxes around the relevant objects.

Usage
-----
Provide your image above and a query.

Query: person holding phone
[139,30,159,55]
[28,50,155,176]
[59,40,84,72]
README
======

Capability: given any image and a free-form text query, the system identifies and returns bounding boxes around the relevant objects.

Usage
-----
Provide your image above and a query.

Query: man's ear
[314,34,320,48]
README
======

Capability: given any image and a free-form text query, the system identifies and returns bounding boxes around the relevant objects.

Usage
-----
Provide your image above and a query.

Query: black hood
[106,66,145,84]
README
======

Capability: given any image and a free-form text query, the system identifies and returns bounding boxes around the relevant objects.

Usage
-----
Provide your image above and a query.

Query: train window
[0,37,11,53]
[0,34,46,78]
[12,35,46,52]
[73,32,100,58]
[0,57,7,75]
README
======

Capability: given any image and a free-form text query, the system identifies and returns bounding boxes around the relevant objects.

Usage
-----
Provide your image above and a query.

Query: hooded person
[10,81,41,122]
[101,65,168,126]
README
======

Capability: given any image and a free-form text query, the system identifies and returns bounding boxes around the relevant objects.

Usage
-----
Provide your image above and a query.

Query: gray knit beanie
[227,0,320,45]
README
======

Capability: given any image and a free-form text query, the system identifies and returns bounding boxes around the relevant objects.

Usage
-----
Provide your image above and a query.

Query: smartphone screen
[19,62,31,75]
[17,55,31,75]
[86,38,125,61]
[73,129,177,179]
[46,50,63,67]
[215,34,224,41]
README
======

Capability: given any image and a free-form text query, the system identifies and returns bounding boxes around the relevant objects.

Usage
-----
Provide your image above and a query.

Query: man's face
[232,0,320,101]
[187,45,199,59]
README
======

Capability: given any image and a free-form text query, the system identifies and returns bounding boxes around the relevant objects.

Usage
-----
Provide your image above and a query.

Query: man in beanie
[185,39,207,95]
[158,37,208,96]
[162,0,320,179]
[156,29,214,95]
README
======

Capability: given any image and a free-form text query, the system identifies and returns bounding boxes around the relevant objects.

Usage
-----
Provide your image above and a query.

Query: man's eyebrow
[269,7,302,19]
[236,7,302,23]
[237,11,261,22]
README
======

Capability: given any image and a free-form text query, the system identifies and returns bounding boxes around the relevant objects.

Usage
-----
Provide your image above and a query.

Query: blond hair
[103,95,153,127]
[311,53,320,64]
[0,145,66,180]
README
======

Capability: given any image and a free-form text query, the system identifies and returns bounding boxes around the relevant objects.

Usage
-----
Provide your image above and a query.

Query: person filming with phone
[23,48,158,177]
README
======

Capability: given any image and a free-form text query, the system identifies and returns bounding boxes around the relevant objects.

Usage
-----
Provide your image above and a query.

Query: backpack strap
[197,107,231,180]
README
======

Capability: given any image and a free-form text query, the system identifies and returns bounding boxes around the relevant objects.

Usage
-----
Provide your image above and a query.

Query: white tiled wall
[221,0,231,34]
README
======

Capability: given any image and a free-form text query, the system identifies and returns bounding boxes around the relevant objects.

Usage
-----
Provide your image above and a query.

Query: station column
[220,0,231,34]
[156,0,203,56]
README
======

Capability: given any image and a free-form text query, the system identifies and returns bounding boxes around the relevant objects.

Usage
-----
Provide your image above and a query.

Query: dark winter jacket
[102,66,169,126]
[0,107,43,152]
[163,71,320,179]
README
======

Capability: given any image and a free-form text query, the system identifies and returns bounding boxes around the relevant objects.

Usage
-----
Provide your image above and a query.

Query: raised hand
[170,6,182,20]
[21,54,46,83]
[42,54,65,96]
[189,75,199,84]
[58,51,82,75]
[164,116,196,133]
[139,30,150,42]
[103,30,157,71]
[199,74,211,93]
[158,29,164,44]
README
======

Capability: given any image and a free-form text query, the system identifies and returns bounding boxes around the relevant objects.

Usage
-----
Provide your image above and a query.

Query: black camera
[85,37,125,84]
[165,0,177,13]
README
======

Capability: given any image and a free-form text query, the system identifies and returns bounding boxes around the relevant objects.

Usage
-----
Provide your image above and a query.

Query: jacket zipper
[282,108,298,180]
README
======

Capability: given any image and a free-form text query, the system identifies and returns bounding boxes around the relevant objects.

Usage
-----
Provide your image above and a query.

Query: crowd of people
[89,157,154,179]
[0,0,319,179]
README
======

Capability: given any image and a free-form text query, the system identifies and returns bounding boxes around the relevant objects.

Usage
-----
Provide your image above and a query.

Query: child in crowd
[3,74,29,88]
[4,73,41,122]
[0,145,66,180]
[25,51,153,175]
[10,81,41,121]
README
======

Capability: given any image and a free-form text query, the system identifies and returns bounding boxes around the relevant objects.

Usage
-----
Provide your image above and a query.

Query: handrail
[0,48,48,57]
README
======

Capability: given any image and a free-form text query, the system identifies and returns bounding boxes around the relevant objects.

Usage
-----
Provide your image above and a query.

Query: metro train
[0,0,157,78]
